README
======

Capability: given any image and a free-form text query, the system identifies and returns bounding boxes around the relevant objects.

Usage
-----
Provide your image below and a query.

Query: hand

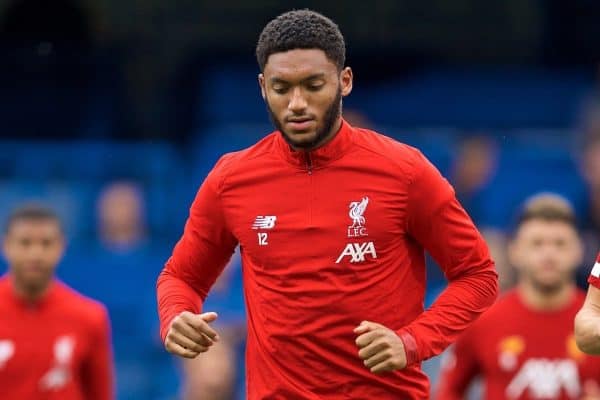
[164,311,220,359]
[354,320,407,374]
[582,380,600,400]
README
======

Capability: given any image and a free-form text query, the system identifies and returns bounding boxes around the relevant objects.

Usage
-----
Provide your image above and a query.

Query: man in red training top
[436,194,600,400]
[157,9,498,399]
[0,205,114,400]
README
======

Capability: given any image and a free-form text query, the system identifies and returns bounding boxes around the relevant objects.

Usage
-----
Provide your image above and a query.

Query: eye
[306,83,324,91]
[531,238,543,248]
[272,86,288,94]
[554,238,567,248]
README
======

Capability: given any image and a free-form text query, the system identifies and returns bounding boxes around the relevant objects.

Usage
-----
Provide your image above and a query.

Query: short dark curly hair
[256,9,346,72]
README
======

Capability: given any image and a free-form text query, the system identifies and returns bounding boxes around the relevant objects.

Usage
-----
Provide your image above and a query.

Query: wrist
[397,329,419,366]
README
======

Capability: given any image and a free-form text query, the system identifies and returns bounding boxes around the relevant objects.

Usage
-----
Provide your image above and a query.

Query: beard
[266,87,342,150]
[526,270,570,295]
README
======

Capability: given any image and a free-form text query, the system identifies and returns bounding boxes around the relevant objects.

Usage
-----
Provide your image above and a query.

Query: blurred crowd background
[1,1,600,399]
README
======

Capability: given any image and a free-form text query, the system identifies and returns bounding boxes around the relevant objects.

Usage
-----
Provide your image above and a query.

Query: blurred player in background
[436,194,600,400]
[0,205,114,400]
[157,9,498,399]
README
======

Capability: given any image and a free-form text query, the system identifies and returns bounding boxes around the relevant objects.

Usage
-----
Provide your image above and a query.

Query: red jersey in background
[436,289,600,400]
[158,119,498,399]
[0,275,114,400]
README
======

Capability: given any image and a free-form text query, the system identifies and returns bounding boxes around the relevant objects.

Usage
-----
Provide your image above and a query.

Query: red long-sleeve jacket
[0,276,114,400]
[157,119,498,399]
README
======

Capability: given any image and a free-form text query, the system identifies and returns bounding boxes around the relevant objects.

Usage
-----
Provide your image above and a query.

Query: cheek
[48,246,64,262]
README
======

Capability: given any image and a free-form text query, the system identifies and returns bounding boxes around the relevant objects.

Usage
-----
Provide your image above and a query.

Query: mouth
[286,117,315,132]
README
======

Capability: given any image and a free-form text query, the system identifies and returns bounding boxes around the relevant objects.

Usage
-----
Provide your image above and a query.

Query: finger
[358,338,388,360]
[353,321,371,334]
[182,313,220,341]
[165,338,200,359]
[353,320,381,334]
[364,349,391,369]
[168,331,210,354]
[174,320,214,347]
[355,329,382,348]
[370,360,395,374]
[200,312,218,323]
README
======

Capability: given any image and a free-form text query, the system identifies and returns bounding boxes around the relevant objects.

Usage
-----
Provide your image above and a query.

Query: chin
[531,279,564,294]
[283,132,318,148]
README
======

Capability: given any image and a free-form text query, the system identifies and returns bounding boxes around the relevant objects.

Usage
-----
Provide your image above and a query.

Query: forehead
[517,219,577,239]
[263,48,337,80]
[7,219,62,237]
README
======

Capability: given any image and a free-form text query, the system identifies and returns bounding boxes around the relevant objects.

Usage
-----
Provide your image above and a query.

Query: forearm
[157,268,204,342]
[398,267,498,364]
[575,306,600,355]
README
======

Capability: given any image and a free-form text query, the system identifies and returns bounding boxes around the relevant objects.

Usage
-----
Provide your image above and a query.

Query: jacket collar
[275,118,354,170]
[1,274,58,310]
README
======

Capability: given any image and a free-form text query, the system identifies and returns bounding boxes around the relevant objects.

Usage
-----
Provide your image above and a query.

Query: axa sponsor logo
[505,358,580,399]
[335,241,377,263]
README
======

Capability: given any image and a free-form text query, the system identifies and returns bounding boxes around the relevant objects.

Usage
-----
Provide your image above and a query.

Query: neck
[517,280,574,311]
[10,275,51,302]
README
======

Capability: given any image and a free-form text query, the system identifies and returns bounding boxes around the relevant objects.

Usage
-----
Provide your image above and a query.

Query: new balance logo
[252,216,277,230]
[335,241,377,263]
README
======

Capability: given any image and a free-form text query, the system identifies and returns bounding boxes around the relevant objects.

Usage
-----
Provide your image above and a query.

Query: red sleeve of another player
[157,156,238,341]
[587,253,600,289]
[83,305,114,400]
[398,151,498,365]
[435,326,481,400]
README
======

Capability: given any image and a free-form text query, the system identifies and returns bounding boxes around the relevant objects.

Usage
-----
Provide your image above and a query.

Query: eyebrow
[269,73,326,85]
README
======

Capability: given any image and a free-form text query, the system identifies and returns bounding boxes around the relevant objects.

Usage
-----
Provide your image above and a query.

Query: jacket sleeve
[397,151,498,365]
[587,253,600,289]
[157,157,238,342]
[82,305,114,400]
[434,326,481,400]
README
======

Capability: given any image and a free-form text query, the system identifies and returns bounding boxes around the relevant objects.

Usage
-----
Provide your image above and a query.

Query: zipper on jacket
[305,152,313,175]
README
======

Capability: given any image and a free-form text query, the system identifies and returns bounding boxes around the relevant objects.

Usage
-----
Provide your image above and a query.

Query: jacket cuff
[397,329,420,366]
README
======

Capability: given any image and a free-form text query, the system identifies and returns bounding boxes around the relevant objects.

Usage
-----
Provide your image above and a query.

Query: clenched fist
[164,311,220,359]
[354,320,407,374]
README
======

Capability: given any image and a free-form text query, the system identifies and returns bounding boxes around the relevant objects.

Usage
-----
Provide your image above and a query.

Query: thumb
[200,312,218,323]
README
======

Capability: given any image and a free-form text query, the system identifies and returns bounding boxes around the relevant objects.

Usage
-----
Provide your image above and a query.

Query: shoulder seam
[352,138,421,184]
[216,145,274,194]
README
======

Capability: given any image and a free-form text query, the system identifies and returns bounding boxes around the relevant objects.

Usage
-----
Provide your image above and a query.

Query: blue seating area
[0,65,596,399]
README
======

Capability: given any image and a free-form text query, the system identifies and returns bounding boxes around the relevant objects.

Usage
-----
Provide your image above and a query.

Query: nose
[288,87,307,113]
[26,242,46,260]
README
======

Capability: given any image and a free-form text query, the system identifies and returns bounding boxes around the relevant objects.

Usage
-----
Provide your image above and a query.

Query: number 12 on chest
[258,233,268,246]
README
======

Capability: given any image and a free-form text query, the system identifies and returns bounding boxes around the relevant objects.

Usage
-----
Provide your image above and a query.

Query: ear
[573,233,585,268]
[258,73,266,100]
[2,234,11,262]
[340,67,353,97]
[507,236,522,272]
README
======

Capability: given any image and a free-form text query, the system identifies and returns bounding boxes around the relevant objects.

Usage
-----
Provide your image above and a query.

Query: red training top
[436,289,600,400]
[0,275,114,400]
[157,119,498,399]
